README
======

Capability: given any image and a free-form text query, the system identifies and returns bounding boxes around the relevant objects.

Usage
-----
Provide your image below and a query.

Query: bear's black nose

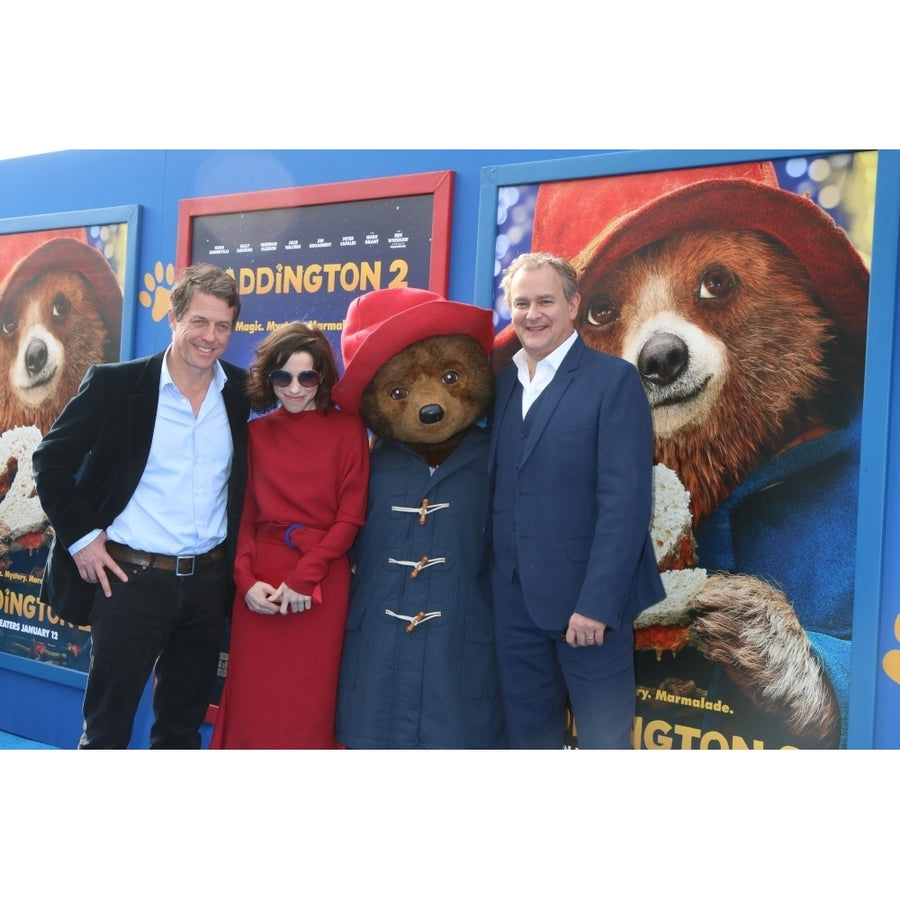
[25,337,49,376]
[637,333,688,386]
[419,404,445,425]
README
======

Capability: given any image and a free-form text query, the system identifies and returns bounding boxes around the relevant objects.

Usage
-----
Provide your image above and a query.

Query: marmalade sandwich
[634,464,707,660]
[0,426,51,557]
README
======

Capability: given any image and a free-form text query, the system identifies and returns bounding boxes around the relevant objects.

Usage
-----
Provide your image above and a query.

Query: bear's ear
[492,324,520,375]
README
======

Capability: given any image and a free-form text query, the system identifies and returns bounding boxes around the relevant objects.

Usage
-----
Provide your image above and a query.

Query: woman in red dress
[211,323,369,748]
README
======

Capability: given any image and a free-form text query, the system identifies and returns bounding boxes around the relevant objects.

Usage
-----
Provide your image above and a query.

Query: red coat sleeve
[284,414,369,597]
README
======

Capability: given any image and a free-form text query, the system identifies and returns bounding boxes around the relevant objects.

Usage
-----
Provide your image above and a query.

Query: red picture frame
[176,171,455,371]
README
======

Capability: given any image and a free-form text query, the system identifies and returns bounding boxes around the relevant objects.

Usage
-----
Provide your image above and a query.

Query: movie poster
[0,222,131,673]
[188,193,437,372]
[494,152,876,749]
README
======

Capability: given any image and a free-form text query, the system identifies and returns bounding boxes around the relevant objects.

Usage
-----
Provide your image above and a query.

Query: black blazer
[32,351,249,625]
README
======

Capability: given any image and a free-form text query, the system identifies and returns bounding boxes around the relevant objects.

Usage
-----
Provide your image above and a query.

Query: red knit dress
[211,405,369,748]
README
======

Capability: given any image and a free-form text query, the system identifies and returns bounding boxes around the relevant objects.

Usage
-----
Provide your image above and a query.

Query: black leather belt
[106,541,226,576]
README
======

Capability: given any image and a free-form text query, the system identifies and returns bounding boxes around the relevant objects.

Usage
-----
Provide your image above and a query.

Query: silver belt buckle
[175,555,196,576]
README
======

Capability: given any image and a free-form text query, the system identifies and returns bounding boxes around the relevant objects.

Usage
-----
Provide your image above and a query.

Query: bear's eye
[583,294,619,329]
[390,387,409,401]
[51,292,71,318]
[1,316,17,336]
[698,265,734,301]
[442,370,460,385]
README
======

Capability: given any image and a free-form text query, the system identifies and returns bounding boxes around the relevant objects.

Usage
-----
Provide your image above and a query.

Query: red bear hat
[332,286,495,414]
[0,227,86,281]
[0,236,123,362]
[528,159,870,388]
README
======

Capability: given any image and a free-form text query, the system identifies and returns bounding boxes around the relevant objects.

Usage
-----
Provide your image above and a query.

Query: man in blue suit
[489,252,664,749]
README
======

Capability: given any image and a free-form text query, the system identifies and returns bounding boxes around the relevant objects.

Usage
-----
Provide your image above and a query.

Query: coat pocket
[462,615,501,699]
[338,603,366,690]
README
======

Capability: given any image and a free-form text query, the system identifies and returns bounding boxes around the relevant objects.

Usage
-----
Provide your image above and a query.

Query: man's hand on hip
[72,531,128,598]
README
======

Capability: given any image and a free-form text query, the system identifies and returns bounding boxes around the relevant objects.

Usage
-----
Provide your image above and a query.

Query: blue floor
[0,731,57,750]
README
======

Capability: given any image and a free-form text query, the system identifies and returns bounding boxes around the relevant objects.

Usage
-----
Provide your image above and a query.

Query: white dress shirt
[513,330,578,417]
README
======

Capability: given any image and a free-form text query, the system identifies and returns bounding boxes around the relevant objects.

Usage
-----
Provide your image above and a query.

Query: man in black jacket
[33,263,249,749]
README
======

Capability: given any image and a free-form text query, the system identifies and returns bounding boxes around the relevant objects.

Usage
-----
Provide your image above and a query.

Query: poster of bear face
[0,215,135,672]
[491,152,876,749]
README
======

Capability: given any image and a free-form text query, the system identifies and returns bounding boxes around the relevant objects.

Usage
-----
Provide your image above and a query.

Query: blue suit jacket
[33,352,249,626]
[488,335,664,632]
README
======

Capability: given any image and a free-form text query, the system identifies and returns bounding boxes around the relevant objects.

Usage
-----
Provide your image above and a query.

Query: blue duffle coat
[335,427,506,748]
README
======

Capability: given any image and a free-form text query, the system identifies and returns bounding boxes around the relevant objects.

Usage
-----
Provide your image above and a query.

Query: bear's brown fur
[576,229,841,527]
[690,573,841,744]
[359,334,495,468]
[0,269,110,434]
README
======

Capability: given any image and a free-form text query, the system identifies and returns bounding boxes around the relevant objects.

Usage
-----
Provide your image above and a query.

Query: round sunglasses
[268,369,321,389]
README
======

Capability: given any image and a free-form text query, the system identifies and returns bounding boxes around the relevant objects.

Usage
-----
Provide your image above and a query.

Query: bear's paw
[691,572,841,747]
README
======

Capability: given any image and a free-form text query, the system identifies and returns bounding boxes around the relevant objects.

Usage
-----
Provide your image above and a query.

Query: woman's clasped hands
[245,581,313,615]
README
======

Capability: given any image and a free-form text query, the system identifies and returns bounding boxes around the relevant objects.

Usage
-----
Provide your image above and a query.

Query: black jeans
[79,560,230,749]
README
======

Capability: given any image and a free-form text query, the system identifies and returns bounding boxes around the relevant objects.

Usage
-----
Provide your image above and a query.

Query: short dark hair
[246,321,339,414]
[169,263,241,323]
[500,251,580,304]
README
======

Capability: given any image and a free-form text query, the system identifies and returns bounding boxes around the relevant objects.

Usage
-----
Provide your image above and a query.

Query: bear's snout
[25,336,49,377]
[637,332,688,386]
[419,404,445,425]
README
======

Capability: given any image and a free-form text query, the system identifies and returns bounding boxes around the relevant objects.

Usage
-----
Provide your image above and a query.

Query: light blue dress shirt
[69,349,233,556]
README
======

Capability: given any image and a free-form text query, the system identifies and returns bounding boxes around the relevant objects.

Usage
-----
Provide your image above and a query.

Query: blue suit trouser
[491,568,636,749]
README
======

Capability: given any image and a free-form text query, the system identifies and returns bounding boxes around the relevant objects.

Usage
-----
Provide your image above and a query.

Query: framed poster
[176,170,455,371]
[0,205,141,675]
[475,149,898,749]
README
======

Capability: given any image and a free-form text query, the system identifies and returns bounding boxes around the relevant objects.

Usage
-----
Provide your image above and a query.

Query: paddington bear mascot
[332,287,506,748]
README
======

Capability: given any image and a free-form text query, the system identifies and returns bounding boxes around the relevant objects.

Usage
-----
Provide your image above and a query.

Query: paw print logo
[139,262,175,322]
[882,613,900,685]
